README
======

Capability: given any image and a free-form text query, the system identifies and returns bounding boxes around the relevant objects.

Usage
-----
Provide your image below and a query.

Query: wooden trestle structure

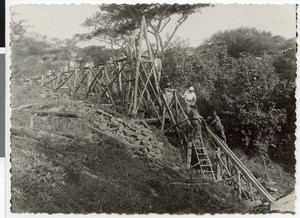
[30,16,276,205]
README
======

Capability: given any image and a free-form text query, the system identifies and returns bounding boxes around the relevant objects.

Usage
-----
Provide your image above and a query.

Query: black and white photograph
[9,3,297,214]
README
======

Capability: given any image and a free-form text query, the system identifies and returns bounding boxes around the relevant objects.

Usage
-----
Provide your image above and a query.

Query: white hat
[188,86,195,91]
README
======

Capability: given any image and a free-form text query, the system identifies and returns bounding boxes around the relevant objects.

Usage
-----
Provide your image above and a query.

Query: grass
[232,148,295,199]
[11,130,250,214]
[10,83,294,214]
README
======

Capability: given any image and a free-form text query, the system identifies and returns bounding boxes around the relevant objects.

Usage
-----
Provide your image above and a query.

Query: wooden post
[118,62,122,94]
[29,114,36,129]
[161,107,166,131]
[249,182,255,201]
[216,148,221,181]
[85,66,105,98]
[237,169,242,199]
[132,19,144,116]
[87,69,92,87]
[142,16,153,60]
[73,69,77,90]
[187,141,192,169]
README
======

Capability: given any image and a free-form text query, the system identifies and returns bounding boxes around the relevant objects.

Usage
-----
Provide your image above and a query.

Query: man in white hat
[182,86,196,113]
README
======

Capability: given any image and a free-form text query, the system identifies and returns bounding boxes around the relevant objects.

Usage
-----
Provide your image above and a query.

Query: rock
[141,130,148,136]
[244,200,263,207]
[48,107,61,113]
[119,123,125,132]
[157,142,163,147]
[146,143,153,150]
[133,140,141,147]
[136,134,145,140]
[171,166,181,171]
[264,180,276,186]
[148,151,156,157]
[116,118,123,123]
[140,139,148,146]
[138,146,148,153]
[149,187,159,197]
[154,149,161,155]
[124,129,134,137]
[127,138,136,144]
[267,187,278,193]
[83,133,95,142]
[146,154,154,160]
[134,150,146,156]
[100,122,108,130]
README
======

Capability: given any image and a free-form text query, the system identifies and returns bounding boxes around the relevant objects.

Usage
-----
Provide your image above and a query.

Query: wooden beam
[216,148,221,181]
[132,26,144,116]
[73,70,89,94]
[85,66,105,98]
[54,71,75,91]
[203,121,276,204]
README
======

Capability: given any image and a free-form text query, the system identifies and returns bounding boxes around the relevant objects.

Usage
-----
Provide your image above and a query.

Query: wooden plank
[216,148,221,181]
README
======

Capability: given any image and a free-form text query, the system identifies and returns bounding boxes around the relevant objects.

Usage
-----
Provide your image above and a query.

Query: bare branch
[163,15,188,51]
[159,17,171,33]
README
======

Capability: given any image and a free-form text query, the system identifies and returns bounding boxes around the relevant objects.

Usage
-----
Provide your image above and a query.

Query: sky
[11,4,296,47]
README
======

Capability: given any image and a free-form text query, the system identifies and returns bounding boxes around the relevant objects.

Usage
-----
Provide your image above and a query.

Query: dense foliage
[162,28,296,171]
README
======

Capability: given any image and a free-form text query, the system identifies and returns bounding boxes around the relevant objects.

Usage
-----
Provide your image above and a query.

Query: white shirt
[183,90,196,106]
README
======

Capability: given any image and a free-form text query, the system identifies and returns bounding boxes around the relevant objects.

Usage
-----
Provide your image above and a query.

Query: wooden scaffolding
[33,16,276,206]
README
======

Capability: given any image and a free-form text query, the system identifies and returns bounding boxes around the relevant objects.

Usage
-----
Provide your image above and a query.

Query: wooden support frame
[85,66,105,98]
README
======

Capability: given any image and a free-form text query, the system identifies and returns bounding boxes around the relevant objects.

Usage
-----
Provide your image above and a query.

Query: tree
[162,28,296,171]
[81,45,111,66]
[11,13,30,41]
[82,4,211,53]
[206,28,286,58]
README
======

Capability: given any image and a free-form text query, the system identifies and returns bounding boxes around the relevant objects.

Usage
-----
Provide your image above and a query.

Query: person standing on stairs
[188,105,203,133]
[210,110,226,143]
[163,83,173,106]
[161,83,173,124]
[182,86,196,114]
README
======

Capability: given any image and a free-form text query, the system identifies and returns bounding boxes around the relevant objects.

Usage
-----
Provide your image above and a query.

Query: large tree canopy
[206,28,286,58]
[81,4,211,52]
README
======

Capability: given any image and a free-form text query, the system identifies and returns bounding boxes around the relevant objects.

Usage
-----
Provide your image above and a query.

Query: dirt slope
[10,88,249,214]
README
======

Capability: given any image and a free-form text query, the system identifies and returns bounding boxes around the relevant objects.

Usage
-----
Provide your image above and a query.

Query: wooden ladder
[191,133,216,181]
